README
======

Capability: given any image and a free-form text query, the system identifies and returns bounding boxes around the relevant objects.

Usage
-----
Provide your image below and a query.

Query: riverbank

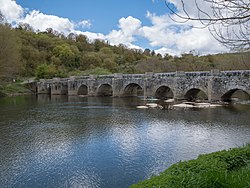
[131,144,250,188]
[0,82,33,97]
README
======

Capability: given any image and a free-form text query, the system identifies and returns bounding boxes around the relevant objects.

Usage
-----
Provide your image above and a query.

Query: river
[0,95,249,188]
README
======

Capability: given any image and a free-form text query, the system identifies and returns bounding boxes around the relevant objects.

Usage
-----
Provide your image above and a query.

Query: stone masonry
[37,70,250,102]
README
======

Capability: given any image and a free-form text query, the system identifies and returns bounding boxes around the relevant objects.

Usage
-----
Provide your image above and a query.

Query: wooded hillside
[0,23,249,80]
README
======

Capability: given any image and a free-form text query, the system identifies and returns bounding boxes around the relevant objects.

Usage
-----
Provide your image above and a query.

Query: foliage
[0,24,21,79]
[35,64,66,79]
[131,144,250,188]
[81,67,112,76]
[0,23,250,81]
[0,83,30,96]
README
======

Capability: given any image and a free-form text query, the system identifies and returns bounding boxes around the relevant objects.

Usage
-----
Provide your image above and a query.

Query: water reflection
[0,95,249,188]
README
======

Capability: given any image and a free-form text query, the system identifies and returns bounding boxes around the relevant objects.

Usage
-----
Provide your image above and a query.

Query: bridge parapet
[185,71,210,77]
[123,74,144,79]
[72,76,90,80]
[155,72,175,78]
[220,70,250,77]
[96,75,114,79]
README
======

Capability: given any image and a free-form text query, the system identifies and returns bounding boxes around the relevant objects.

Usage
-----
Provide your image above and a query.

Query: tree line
[0,23,249,81]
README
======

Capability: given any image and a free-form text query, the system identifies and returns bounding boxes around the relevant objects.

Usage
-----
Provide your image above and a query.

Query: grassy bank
[0,82,32,97]
[131,145,250,188]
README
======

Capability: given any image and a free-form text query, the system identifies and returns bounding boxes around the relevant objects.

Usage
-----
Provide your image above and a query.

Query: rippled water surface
[0,95,250,188]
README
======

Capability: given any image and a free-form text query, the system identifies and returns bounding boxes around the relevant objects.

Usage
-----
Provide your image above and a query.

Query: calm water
[0,95,250,188]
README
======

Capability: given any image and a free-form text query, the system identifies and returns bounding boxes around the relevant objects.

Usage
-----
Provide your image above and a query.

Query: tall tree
[0,25,21,80]
[165,0,250,51]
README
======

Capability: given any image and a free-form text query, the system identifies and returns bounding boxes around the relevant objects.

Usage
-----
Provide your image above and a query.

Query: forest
[0,23,250,81]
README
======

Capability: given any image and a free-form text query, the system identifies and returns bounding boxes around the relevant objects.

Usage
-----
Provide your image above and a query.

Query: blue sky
[16,0,168,33]
[1,0,227,55]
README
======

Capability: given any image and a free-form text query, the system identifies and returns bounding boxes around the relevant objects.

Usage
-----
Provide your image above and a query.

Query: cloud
[75,31,105,41]
[167,0,213,21]
[21,10,75,34]
[155,47,179,56]
[77,20,92,29]
[0,0,24,22]
[0,0,229,55]
[106,16,142,46]
[141,11,227,55]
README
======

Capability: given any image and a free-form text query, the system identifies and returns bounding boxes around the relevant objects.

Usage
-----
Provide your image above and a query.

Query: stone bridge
[37,70,250,102]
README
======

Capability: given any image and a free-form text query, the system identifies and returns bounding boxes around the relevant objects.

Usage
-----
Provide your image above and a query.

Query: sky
[0,0,228,56]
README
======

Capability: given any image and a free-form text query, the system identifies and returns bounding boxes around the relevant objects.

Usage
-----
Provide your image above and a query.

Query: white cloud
[155,47,179,56]
[0,0,24,22]
[21,10,75,34]
[0,0,230,55]
[141,11,228,55]
[106,16,142,46]
[75,31,105,41]
[78,20,92,29]
[167,0,213,21]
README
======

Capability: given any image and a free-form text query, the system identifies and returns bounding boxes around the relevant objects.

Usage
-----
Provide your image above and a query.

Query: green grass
[0,82,31,96]
[131,145,250,188]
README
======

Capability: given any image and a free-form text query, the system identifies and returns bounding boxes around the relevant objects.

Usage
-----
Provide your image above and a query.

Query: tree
[0,25,21,80]
[165,0,250,51]
[53,44,80,69]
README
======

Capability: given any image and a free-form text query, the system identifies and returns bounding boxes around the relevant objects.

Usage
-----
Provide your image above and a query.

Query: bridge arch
[123,83,143,97]
[184,88,208,101]
[97,84,113,97]
[155,86,174,99]
[77,84,88,95]
[221,89,250,102]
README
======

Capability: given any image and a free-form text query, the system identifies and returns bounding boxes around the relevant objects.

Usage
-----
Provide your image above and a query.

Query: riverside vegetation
[0,23,250,95]
[1,22,250,96]
[131,145,250,188]
[1,23,250,187]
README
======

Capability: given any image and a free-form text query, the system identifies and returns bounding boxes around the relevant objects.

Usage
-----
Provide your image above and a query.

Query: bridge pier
[88,75,98,97]
[36,70,250,102]
[144,72,154,98]
[112,73,124,97]
[68,77,78,96]
[51,78,68,95]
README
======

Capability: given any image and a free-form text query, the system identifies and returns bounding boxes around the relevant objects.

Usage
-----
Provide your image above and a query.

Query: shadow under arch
[184,88,208,101]
[48,86,51,94]
[97,84,113,97]
[155,86,174,99]
[221,89,250,102]
[78,85,88,95]
[123,83,143,97]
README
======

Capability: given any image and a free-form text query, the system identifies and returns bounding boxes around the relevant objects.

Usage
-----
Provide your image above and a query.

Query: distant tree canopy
[0,23,249,80]
[0,25,21,80]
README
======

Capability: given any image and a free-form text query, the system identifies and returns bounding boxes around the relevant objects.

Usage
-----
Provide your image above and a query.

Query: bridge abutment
[37,79,51,94]
[51,78,68,95]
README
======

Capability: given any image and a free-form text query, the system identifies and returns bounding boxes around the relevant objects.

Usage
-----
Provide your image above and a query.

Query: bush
[35,64,66,79]
[81,67,112,76]
[131,144,250,188]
